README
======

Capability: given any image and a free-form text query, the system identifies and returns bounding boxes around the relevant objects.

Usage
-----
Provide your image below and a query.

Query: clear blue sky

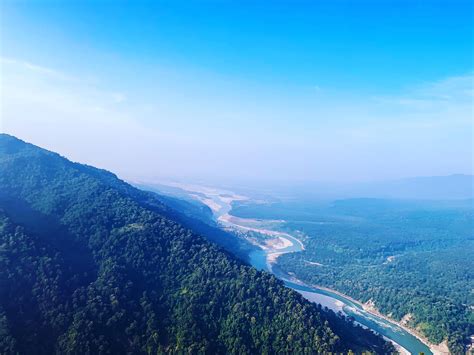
[1,1,473,183]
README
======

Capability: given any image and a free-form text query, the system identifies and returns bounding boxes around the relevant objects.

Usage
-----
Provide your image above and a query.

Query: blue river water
[209,193,433,354]
[248,246,433,355]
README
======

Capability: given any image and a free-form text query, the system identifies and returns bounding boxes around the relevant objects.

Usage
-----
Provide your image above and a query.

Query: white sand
[305,260,324,266]
[297,289,345,313]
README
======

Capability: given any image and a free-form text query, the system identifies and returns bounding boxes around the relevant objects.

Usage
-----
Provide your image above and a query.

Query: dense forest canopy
[231,198,474,354]
[0,134,393,354]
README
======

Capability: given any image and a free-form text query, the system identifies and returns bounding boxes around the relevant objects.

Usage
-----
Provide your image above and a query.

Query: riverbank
[363,300,449,355]
[283,270,448,355]
[231,215,444,354]
[383,336,411,355]
[164,183,439,355]
[238,224,437,354]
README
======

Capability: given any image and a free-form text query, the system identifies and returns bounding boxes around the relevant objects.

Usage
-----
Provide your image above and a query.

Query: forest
[231,198,474,354]
[0,134,393,354]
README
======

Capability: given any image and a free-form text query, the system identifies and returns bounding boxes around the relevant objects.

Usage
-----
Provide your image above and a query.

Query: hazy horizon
[1,1,473,184]
[0,4,473,352]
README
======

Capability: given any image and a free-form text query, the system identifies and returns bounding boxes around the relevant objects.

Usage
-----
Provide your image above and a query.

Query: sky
[1,0,473,184]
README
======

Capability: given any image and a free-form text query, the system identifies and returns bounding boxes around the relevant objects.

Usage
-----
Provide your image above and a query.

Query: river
[168,184,435,355]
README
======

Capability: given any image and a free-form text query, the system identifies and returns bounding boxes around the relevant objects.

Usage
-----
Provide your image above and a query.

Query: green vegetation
[231,198,474,354]
[0,134,393,354]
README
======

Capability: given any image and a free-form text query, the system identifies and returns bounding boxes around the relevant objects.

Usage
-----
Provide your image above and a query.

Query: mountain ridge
[0,134,392,354]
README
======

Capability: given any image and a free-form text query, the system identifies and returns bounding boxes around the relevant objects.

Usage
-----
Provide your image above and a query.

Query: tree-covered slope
[231,198,474,353]
[0,134,393,354]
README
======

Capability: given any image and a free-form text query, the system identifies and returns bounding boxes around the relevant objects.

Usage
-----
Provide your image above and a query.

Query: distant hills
[349,174,474,200]
[0,134,392,354]
[245,174,474,201]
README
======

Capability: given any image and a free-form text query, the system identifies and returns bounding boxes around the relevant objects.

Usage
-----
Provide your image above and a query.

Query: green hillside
[0,134,392,354]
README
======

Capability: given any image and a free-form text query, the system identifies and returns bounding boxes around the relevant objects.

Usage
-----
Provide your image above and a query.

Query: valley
[0,135,394,354]
[161,183,447,355]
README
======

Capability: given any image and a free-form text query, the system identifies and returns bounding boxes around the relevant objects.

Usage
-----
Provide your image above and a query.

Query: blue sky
[1,1,473,183]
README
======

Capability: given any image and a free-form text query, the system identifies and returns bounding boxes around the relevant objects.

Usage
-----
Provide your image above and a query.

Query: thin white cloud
[417,73,474,100]
[1,56,127,111]
[1,57,472,182]
[1,56,79,82]
[373,73,474,110]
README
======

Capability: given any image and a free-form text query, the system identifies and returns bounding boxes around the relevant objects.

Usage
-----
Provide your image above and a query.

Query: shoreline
[360,297,449,355]
[166,185,446,355]
[275,265,448,355]
[383,336,411,355]
[246,225,445,354]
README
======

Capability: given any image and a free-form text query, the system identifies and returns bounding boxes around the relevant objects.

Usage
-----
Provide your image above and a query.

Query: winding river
[174,184,435,354]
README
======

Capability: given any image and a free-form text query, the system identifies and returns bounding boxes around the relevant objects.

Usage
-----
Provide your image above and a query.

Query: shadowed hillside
[0,134,393,354]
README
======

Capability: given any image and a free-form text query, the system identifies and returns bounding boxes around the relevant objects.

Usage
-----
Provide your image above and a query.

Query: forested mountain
[232,199,474,353]
[132,183,255,262]
[0,134,393,354]
[252,174,474,201]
